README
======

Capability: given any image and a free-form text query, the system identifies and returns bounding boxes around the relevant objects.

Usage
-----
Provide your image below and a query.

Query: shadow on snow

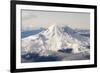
[21,53,62,63]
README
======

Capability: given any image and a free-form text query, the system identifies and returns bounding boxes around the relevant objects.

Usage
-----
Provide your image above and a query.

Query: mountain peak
[43,24,64,37]
[48,24,61,30]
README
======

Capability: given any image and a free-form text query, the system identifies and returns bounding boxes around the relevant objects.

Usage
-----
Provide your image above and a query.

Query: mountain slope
[22,24,90,56]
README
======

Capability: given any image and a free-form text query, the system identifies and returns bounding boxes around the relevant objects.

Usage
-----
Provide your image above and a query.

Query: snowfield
[21,24,90,63]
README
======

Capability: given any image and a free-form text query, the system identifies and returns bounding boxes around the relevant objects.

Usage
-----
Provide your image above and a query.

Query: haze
[22,10,90,31]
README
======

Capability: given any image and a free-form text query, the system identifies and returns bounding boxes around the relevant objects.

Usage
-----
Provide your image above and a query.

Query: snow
[21,24,90,57]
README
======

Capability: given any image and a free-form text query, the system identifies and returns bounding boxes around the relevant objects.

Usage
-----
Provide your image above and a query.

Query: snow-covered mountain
[76,29,90,37]
[22,24,90,56]
[21,27,46,38]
